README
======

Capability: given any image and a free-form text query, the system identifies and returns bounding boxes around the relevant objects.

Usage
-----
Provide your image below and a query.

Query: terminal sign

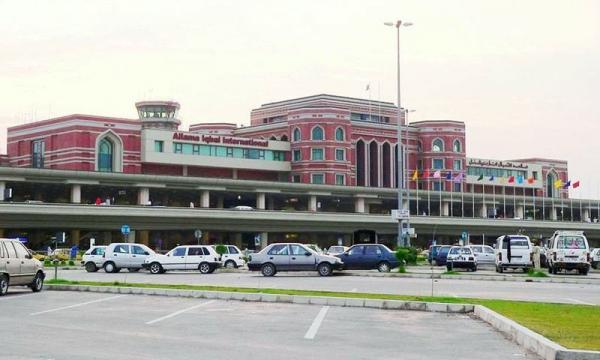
[121,225,131,235]
[172,133,269,148]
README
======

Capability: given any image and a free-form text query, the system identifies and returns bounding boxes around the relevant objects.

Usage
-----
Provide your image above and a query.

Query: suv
[591,248,599,270]
[144,245,222,274]
[0,239,45,296]
[447,246,477,271]
[213,245,245,269]
[81,246,106,272]
[101,243,155,273]
[546,231,591,275]
[495,235,533,273]
[247,243,343,277]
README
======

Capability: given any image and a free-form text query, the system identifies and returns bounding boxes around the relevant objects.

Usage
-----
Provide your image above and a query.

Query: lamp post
[404,108,416,247]
[385,20,413,247]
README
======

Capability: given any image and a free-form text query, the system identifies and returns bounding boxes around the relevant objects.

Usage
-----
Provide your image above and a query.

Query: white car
[495,235,533,273]
[232,206,254,211]
[546,231,591,275]
[101,243,155,273]
[213,245,245,269]
[446,246,477,271]
[81,246,106,272]
[326,246,349,256]
[467,245,495,264]
[143,245,222,274]
[591,248,599,269]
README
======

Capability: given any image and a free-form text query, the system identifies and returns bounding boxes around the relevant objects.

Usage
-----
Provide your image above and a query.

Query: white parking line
[564,298,595,306]
[30,295,124,316]
[304,306,329,340]
[350,288,357,292]
[146,300,216,325]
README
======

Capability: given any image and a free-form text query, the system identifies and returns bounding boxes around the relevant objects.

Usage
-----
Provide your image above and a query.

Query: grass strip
[46,278,599,350]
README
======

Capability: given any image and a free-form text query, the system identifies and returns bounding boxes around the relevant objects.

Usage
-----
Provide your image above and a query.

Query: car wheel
[0,274,8,296]
[261,263,276,277]
[446,265,452,271]
[318,262,333,277]
[199,262,211,274]
[473,265,478,272]
[207,266,216,274]
[224,260,236,269]
[85,262,98,273]
[377,261,391,273]
[523,267,529,273]
[498,266,504,273]
[581,268,589,276]
[103,262,117,273]
[149,262,163,275]
[30,272,44,293]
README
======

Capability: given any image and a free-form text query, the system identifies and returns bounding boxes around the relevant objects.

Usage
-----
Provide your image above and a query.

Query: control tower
[135,100,181,130]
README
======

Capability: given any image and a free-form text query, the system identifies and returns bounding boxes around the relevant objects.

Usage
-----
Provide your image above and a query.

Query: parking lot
[0,290,541,360]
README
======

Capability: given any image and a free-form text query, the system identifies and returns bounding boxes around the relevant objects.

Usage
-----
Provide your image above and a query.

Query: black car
[335,244,399,272]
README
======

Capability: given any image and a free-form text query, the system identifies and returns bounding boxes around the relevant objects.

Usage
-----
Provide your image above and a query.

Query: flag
[489,175,495,182]
[573,180,580,188]
[517,175,524,184]
[423,169,430,178]
[412,170,419,181]
[527,177,535,184]
[365,84,370,91]
[554,179,563,189]
[453,172,463,183]
[477,174,484,181]
[433,170,441,179]
[446,171,452,180]
[508,176,515,183]
[563,180,571,189]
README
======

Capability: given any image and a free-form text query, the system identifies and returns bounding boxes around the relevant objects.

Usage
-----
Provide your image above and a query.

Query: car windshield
[438,247,451,255]
[557,236,586,249]
[329,246,342,252]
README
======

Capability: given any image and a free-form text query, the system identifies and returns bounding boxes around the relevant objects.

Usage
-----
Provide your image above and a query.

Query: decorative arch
[95,130,123,172]
[432,138,444,152]
[280,134,288,142]
[335,127,344,141]
[381,142,391,188]
[356,139,366,186]
[269,135,278,140]
[546,169,560,198]
[311,125,324,141]
[453,139,462,153]
[368,141,379,187]
[293,128,301,142]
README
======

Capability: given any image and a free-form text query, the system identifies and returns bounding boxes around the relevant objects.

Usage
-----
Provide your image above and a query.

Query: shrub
[527,269,548,278]
[395,247,418,266]
[59,260,66,266]
[214,244,228,256]
[44,259,52,267]
[68,260,75,266]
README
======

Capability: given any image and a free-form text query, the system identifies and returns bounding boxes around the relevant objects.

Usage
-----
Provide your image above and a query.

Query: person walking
[70,244,79,260]
[532,241,541,270]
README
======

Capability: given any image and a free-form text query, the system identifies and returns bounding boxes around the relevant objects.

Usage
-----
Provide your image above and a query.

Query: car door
[470,246,482,263]
[342,246,365,270]
[483,246,495,264]
[130,245,150,269]
[5,242,29,285]
[111,244,130,267]
[185,247,204,270]
[363,245,383,269]
[266,244,290,270]
[227,246,242,266]
[220,246,230,263]
[289,244,315,270]
[165,247,187,270]
[90,247,106,265]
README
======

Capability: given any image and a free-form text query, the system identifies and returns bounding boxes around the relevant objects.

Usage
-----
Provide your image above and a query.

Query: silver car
[0,238,45,296]
[247,243,344,277]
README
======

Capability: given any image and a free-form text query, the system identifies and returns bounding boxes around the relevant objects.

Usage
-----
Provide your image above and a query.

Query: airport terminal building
[1,95,596,250]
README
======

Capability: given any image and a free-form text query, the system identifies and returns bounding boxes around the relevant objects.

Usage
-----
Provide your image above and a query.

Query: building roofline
[254,94,396,110]
[7,114,140,131]
[410,120,465,126]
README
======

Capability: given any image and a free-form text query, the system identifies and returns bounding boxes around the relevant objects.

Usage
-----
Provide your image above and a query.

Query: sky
[0,0,599,197]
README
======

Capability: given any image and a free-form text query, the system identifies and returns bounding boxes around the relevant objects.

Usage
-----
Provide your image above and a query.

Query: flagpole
[533,185,536,221]
[522,183,526,219]
[461,175,464,217]
[427,175,431,216]
[472,182,475,218]
[482,182,485,218]
[492,181,496,218]
[513,183,516,218]
[542,187,545,220]
[503,181,506,218]
[439,177,442,216]
[450,175,453,217]
[416,172,419,215]
[561,188,564,221]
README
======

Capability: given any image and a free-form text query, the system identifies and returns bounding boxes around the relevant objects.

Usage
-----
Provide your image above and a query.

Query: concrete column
[260,232,269,249]
[70,229,80,246]
[267,197,275,210]
[551,206,558,221]
[234,233,243,249]
[200,190,210,208]
[309,195,317,212]
[70,184,81,204]
[354,197,365,213]
[256,192,266,210]
[217,196,224,209]
[516,205,524,219]
[138,187,150,206]
[127,230,136,243]
[583,208,590,222]
[0,181,5,201]
[480,204,488,218]
[138,230,149,246]
[442,201,450,216]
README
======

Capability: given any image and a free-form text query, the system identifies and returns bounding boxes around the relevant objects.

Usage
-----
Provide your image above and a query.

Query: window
[417,141,423,152]
[290,244,308,255]
[335,174,345,185]
[335,128,344,141]
[556,236,586,249]
[433,158,444,170]
[98,138,114,172]
[433,182,442,191]
[226,147,234,157]
[292,175,301,183]
[0,243,4,258]
[453,160,462,170]
[13,242,30,259]
[174,143,183,154]
[293,150,301,161]
[293,128,301,142]
[91,247,105,256]
[228,246,239,254]
[268,244,289,255]
[113,245,129,254]
[132,246,148,255]
[453,183,461,192]
[453,139,462,152]
[311,148,324,160]
[192,144,200,155]
[202,247,210,255]
[311,126,324,140]
[273,151,284,161]
[471,246,482,254]
[533,171,538,180]
[484,247,494,254]
[335,149,345,161]
[4,242,16,258]
[154,140,164,153]
[31,139,45,168]
[311,173,324,184]
[348,246,364,256]
[418,160,424,170]
[432,139,444,152]
[365,246,382,255]
[188,247,203,256]
[172,247,186,256]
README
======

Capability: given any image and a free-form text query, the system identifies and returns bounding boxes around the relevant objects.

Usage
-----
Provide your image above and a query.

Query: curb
[474,306,600,360]
[44,284,473,313]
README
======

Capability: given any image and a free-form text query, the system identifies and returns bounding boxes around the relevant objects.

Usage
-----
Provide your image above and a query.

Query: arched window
[280,134,288,141]
[453,139,462,153]
[417,141,423,153]
[293,128,301,142]
[432,138,444,152]
[270,135,277,140]
[98,138,113,172]
[311,126,324,141]
[335,127,344,141]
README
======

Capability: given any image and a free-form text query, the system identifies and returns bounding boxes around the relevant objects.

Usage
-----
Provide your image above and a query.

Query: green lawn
[46,279,599,350]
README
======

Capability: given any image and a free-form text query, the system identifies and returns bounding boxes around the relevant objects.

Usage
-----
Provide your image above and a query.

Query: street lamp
[404,108,416,247]
[385,20,413,247]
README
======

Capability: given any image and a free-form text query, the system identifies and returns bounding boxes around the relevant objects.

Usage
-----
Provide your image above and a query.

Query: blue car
[335,244,399,272]
[434,246,452,266]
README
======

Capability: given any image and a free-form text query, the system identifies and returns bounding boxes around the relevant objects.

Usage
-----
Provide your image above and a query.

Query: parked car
[232,205,254,211]
[335,244,399,272]
[0,238,45,296]
[433,246,452,266]
[101,243,156,273]
[144,245,222,274]
[446,246,477,271]
[467,245,495,265]
[427,245,441,264]
[591,248,599,270]
[213,245,245,269]
[247,243,343,277]
[495,235,533,273]
[326,246,349,256]
[81,246,107,272]
[306,244,324,254]
[546,231,591,275]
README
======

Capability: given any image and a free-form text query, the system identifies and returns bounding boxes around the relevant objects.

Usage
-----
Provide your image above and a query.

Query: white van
[494,235,532,273]
[101,243,155,273]
[546,231,591,275]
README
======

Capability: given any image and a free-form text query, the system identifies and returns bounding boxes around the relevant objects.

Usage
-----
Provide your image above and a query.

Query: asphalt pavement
[0,290,542,360]
[54,269,600,305]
